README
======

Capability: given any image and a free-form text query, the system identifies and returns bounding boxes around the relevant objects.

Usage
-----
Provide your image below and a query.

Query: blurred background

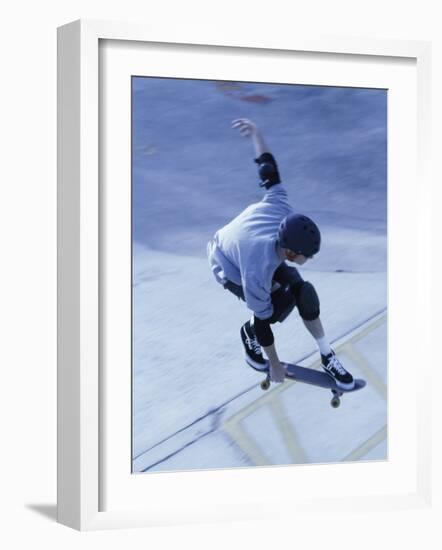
[132,77,387,272]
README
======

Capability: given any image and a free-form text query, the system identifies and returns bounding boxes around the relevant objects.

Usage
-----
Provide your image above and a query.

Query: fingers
[269,369,285,384]
[231,118,252,128]
[232,118,251,126]
[231,118,256,137]
[269,362,287,383]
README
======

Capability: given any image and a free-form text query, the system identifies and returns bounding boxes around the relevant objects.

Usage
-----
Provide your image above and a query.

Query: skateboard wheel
[331,397,340,408]
[261,379,270,391]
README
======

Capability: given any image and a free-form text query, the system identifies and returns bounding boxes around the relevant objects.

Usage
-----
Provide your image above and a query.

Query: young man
[207,119,354,389]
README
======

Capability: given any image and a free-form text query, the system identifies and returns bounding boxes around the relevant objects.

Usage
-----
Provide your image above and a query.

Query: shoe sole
[244,354,269,371]
[322,368,355,390]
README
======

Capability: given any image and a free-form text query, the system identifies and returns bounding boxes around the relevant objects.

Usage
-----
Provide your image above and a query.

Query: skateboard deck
[250,361,366,408]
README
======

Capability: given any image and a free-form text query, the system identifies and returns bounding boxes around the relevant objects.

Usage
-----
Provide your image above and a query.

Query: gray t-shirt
[207,184,293,319]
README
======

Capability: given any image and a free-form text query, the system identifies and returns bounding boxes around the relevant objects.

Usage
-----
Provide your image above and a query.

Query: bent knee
[293,281,320,321]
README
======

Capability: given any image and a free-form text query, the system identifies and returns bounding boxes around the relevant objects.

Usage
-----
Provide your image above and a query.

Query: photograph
[131,76,388,474]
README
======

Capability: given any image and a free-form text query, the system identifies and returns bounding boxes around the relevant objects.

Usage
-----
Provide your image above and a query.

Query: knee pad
[293,281,320,321]
[272,288,297,324]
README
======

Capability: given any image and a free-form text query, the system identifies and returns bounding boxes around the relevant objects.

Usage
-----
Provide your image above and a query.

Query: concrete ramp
[134,310,387,473]
[223,310,387,467]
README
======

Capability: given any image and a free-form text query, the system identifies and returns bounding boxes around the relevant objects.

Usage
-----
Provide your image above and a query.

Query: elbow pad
[253,315,274,347]
[254,152,281,189]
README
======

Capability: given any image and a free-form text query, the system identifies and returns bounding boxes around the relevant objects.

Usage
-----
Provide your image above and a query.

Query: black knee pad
[293,281,320,321]
[270,287,297,324]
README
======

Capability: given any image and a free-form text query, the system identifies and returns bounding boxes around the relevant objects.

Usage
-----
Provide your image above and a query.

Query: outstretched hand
[231,118,258,138]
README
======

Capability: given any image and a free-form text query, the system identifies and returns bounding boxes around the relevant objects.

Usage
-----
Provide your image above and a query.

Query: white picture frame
[57,19,433,531]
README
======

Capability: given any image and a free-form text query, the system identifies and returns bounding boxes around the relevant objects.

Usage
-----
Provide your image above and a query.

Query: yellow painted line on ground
[267,399,309,463]
[342,342,387,400]
[342,425,387,461]
[225,378,295,422]
[223,381,300,465]
[347,313,387,347]
[328,311,387,351]
[223,418,270,466]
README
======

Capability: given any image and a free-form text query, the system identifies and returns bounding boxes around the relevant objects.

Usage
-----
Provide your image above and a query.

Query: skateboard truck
[330,389,343,408]
[260,374,356,409]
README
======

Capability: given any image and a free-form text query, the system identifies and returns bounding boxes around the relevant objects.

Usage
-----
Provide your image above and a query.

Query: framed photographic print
[57,19,433,530]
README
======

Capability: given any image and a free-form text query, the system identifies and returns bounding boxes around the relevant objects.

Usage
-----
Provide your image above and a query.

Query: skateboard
[250,362,366,408]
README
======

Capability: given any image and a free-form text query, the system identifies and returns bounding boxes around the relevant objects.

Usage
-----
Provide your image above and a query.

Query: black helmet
[278,213,321,257]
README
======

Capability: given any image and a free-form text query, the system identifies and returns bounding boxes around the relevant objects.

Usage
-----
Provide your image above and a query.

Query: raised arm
[231,118,270,157]
[231,118,281,189]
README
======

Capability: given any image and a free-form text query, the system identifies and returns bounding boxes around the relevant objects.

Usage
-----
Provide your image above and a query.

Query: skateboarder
[207,119,354,389]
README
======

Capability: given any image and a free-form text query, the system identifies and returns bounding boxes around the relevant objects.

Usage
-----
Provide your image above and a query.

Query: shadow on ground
[26,504,57,522]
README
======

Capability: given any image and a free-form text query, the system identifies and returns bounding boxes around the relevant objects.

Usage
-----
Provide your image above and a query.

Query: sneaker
[321,351,354,390]
[240,321,268,370]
